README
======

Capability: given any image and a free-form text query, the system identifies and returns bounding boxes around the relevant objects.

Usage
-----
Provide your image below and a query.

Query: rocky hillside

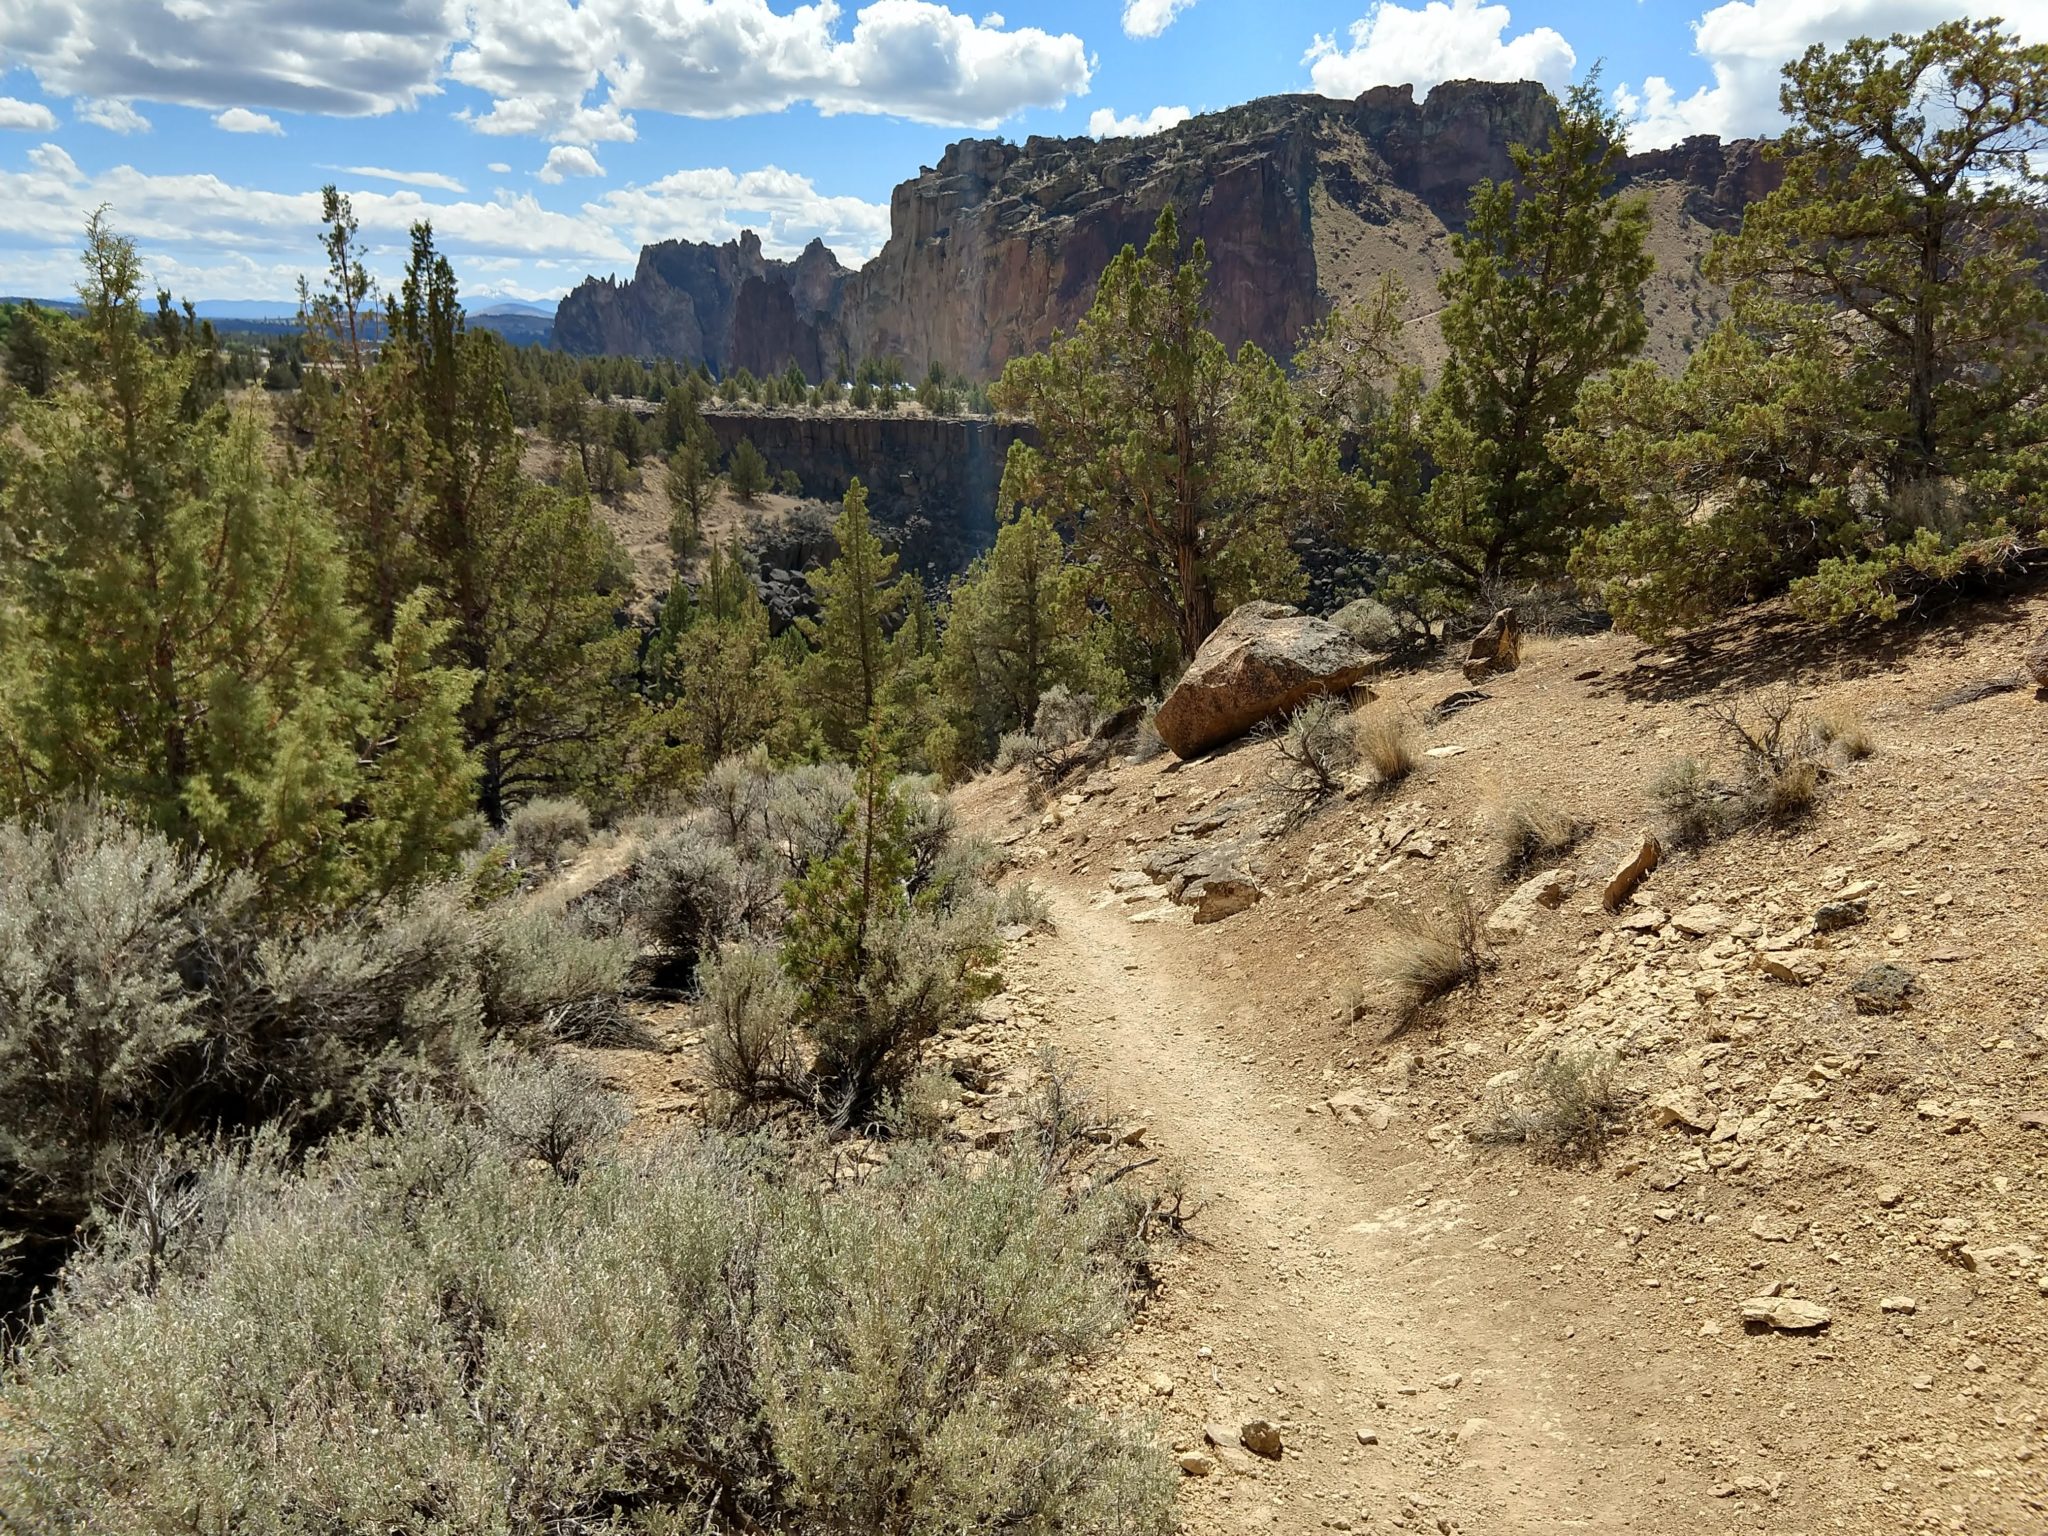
[557,80,1776,379]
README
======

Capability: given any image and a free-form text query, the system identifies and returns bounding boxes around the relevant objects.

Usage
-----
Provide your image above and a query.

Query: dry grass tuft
[1488,797,1589,878]
[1369,896,1484,1032]
[1806,704,1874,763]
[1471,1049,1622,1165]
[1357,704,1417,788]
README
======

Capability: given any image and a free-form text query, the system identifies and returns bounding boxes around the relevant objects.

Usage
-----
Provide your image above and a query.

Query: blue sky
[0,0,2026,305]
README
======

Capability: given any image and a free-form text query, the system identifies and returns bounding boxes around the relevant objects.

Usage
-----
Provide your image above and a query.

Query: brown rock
[1602,831,1662,912]
[1153,602,1375,758]
[1740,1296,1832,1331]
[1761,949,1825,987]
[1648,1088,1718,1132]
[1461,607,1523,682]
[1239,1419,1284,1459]
[1485,867,1576,939]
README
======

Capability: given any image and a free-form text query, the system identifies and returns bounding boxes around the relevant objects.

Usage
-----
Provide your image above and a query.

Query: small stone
[1456,1417,1491,1444]
[1740,1296,1833,1332]
[1355,1428,1379,1446]
[1433,1372,1463,1390]
[1617,906,1667,933]
[1849,962,1916,1014]
[1963,1353,1987,1374]
[1239,1419,1284,1459]
[1875,1184,1904,1208]
[1880,1296,1917,1315]
[1602,830,1662,912]
[1671,903,1730,938]
[1813,898,1869,933]
[1760,949,1825,986]
[1648,1087,1719,1133]
[1177,1452,1216,1478]
[1749,1213,1797,1243]
[2017,1110,2048,1132]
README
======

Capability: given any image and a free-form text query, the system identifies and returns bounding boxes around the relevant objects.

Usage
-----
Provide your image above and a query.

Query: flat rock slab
[1741,1296,1832,1331]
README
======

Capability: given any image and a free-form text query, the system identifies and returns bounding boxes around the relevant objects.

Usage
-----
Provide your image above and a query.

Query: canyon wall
[557,80,1779,380]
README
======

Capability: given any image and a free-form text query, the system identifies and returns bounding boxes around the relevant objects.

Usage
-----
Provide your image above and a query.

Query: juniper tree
[798,480,916,755]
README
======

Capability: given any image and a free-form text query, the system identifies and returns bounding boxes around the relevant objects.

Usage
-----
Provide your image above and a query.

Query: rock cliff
[557,80,1778,378]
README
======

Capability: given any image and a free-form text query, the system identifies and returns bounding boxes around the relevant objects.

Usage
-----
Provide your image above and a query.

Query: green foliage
[0,215,476,902]
[1576,22,2048,634]
[727,436,769,502]
[0,1101,1170,1536]
[2,299,58,397]
[994,207,1310,677]
[1374,82,1652,609]
[664,419,715,561]
[797,480,918,756]
[931,508,1115,775]
[781,737,998,1126]
[505,796,593,870]
[647,544,794,771]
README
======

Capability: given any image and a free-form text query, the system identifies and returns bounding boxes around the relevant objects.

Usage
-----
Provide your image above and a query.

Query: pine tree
[798,479,915,755]
[992,207,1307,675]
[728,437,769,503]
[3,303,56,398]
[1383,82,1652,608]
[665,438,713,559]
[647,544,792,768]
[0,215,475,901]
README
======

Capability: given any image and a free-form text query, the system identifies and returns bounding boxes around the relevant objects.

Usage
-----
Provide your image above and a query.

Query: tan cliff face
[555,80,1778,379]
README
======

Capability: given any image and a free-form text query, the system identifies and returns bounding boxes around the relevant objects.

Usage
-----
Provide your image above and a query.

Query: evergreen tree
[992,207,1307,675]
[933,508,1111,770]
[0,215,475,901]
[648,545,793,769]
[798,480,915,755]
[3,302,55,398]
[1381,82,1652,608]
[728,437,769,503]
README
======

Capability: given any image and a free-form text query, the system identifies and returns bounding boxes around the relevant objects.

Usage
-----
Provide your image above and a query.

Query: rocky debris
[1880,1296,1918,1314]
[1176,1451,1215,1477]
[1813,898,1869,933]
[2020,1110,2048,1132]
[1648,1087,1719,1132]
[1761,949,1825,987]
[1485,867,1576,940]
[1670,904,1730,938]
[1849,962,1916,1014]
[1183,870,1265,924]
[2029,627,2048,688]
[1602,831,1662,911]
[1741,1296,1833,1332]
[1131,838,1266,922]
[1153,602,1376,757]
[1461,607,1523,682]
[1238,1419,1285,1459]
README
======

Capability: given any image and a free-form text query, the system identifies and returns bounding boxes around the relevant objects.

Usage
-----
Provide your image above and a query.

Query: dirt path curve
[1011,883,1679,1536]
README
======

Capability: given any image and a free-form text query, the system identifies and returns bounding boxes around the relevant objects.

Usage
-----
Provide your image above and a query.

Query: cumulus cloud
[214,107,283,135]
[0,97,59,131]
[1,0,1087,135]
[1306,0,1575,99]
[335,164,468,192]
[0,154,890,303]
[487,161,513,173]
[77,97,150,133]
[1122,0,1194,40]
[534,143,604,182]
[451,0,1091,136]
[0,0,461,117]
[1614,0,2048,149]
[1088,104,1190,137]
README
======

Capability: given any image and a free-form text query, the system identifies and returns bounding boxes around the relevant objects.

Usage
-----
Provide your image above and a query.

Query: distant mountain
[470,299,558,318]
[5,294,551,346]
[557,80,1778,380]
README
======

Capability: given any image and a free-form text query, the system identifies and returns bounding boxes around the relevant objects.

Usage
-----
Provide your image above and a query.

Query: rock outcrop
[1154,602,1375,758]
[557,81,1778,379]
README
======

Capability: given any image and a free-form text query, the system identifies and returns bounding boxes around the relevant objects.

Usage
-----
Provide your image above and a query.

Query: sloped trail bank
[1007,884,1679,1536]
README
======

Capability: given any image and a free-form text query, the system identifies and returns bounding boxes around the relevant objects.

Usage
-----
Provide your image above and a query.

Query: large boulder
[1154,602,1375,758]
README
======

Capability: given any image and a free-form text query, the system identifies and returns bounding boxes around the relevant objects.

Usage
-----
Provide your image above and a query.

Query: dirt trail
[1011,883,1705,1536]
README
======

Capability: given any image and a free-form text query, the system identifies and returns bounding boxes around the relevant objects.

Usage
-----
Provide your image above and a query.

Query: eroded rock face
[555,83,1777,379]
[1154,601,1375,758]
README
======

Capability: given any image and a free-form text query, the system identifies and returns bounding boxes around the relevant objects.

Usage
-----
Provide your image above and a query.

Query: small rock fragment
[1648,1087,1719,1133]
[1602,831,1662,912]
[1849,962,1916,1014]
[1740,1296,1833,1332]
[1177,1452,1216,1478]
[1880,1296,1917,1315]
[1671,903,1729,938]
[1760,949,1825,987]
[1239,1419,1284,1460]
[1875,1184,1904,1208]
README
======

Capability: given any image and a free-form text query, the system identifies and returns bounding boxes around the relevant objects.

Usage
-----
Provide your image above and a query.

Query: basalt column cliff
[556,80,1777,378]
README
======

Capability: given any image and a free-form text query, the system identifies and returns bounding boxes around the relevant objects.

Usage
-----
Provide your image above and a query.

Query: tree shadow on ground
[1588,580,2046,708]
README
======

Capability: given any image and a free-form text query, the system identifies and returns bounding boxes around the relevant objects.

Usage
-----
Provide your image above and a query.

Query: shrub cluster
[1,1084,1173,1536]
[1646,689,1872,848]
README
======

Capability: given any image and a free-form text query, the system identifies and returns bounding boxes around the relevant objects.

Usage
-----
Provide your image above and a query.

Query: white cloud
[1614,1,2048,149]
[0,97,59,131]
[1306,0,1575,99]
[487,161,513,173]
[77,97,150,133]
[1088,104,1190,137]
[534,143,604,182]
[0,152,892,302]
[1121,0,1194,40]
[450,0,1091,136]
[337,164,469,192]
[0,0,461,117]
[214,107,283,135]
